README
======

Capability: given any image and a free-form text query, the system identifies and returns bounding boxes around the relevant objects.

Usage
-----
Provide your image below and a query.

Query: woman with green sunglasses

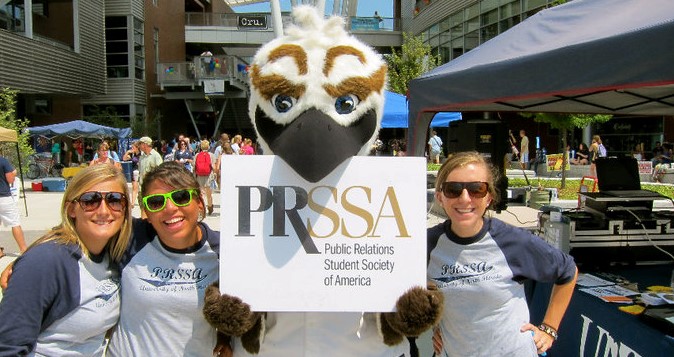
[106,161,229,356]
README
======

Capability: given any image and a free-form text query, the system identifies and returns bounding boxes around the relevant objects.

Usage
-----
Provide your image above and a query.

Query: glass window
[451,37,464,59]
[465,30,479,52]
[524,0,548,11]
[480,0,499,12]
[106,16,129,78]
[133,17,144,80]
[465,3,480,19]
[439,17,450,32]
[439,43,450,64]
[429,23,439,37]
[499,16,520,32]
[465,15,479,33]
[105,16,126,28]
[439,31,450,46]
[481,23,498,42]
[429,34,440,49]
[500,1,521,18]
[480,9,498,26]
[449,11,463,27]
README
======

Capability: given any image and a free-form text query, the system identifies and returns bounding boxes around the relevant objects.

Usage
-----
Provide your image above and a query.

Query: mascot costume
[204,6,443,356]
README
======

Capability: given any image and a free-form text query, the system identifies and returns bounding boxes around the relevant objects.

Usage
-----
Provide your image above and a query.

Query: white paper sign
[219,156,427,312]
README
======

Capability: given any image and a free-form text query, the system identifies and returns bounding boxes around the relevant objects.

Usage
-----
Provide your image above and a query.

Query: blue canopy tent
[382,90,461,128]
[27,120,132,140]
[27,120,133,164]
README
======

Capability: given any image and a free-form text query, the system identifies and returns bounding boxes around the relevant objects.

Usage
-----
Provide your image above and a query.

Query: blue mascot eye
[334,95,359,114]
[272,94,296,113]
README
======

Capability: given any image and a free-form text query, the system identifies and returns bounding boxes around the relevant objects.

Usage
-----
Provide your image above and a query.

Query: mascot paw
[241,313,266,354]
[203,284,262,337]
[381,285,444,341]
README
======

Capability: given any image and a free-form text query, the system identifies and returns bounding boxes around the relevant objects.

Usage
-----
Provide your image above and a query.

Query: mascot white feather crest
[249,5,387,182]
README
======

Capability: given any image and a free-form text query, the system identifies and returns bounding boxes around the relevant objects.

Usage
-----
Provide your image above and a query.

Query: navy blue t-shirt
[0,156,14,197]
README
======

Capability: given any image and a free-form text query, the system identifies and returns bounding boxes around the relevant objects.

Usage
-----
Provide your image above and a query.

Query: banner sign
[237,15,267,30]
[546,153,571,172]
[350,17,380,30]
[219,156,427,312]
[637,160,653,174]
[203,79,224,95]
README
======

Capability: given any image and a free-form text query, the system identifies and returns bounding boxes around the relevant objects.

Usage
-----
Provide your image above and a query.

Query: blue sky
[233,0,394,18]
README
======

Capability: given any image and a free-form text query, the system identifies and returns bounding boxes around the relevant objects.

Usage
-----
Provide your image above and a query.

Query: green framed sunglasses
[142,189,198,212]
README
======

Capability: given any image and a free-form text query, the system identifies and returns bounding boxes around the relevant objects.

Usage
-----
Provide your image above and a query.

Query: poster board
[219,156,427,312]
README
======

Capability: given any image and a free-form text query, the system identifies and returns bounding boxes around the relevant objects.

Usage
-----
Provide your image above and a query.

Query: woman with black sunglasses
[105,161,228,356]
[427,151,578,357]
[0,164,132,356]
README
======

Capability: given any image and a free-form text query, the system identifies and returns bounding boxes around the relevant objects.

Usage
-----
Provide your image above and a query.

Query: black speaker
[446,119,509,212]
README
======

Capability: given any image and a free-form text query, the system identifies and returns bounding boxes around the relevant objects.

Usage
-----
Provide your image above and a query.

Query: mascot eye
[272,94,296,113]
[334,95,359,114]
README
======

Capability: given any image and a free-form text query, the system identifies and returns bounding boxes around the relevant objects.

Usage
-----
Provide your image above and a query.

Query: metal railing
[185,12,401,32]
[156,55,250,90]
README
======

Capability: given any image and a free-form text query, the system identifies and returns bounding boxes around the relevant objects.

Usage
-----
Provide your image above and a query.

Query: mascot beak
[255,106,378,182]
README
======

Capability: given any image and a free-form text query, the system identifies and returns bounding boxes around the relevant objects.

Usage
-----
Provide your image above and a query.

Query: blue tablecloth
[529,264,674,356]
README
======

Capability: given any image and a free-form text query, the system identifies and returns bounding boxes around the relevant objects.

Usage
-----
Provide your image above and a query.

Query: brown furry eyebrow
[267,44,308,75]
[250,65,307,101]
[323,65,387,101]
[323,46,367,76]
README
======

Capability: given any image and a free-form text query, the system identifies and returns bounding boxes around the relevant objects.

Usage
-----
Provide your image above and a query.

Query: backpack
[598,143,607,157]
[194,151,212,176]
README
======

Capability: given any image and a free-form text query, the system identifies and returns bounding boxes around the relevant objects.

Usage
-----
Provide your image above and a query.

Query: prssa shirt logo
[95,278,120,307]
[434,261,494,283]
[236,185,410,254]
[140,267,208,287]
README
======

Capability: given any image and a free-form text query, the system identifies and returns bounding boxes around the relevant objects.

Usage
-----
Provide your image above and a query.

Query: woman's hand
[0,262,13,290]
[521,323,554,355]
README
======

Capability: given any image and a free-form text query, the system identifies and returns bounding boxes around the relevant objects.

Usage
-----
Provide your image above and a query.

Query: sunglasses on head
[441,181,489,199]
[74,191,127,212]
[142,189,198,212]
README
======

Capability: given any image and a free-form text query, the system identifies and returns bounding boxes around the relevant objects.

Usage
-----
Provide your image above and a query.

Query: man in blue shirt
[0,155,27,255]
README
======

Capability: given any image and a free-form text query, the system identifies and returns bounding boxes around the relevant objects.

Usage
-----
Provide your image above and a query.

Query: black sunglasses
[142,189,197,212]
[74,191,127,212]
[441,181,489,199]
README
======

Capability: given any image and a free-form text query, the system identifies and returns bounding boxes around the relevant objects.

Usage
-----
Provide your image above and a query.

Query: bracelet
[538,323,558,341]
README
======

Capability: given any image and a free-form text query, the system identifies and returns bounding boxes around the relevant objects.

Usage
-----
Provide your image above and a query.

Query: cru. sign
[237,15,267,30]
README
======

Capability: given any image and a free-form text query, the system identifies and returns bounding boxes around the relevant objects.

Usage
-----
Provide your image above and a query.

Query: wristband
[538,323,558,341]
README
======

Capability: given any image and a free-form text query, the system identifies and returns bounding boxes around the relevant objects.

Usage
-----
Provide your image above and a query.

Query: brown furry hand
[381,285,444,342]
[203,284,262,337]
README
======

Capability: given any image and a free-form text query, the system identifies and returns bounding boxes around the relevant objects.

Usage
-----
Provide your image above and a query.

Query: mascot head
[249,5,387,182]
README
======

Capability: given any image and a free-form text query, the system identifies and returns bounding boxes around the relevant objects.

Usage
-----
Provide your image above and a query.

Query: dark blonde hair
[141,161,205,220]
[435,151,501,210]
[32,165,132,261]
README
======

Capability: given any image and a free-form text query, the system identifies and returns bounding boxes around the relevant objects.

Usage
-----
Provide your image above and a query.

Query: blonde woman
[0,165,132,355]
[90,142,122,170]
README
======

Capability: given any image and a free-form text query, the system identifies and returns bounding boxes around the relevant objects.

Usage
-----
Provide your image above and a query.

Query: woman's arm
[521,267,578,354]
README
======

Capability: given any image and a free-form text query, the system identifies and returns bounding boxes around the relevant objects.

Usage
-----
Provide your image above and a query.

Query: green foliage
[0,88,35,171]
[530,113,613,131]
[130,112,159,139]
[386,33,441,95]
[508,177,674,200]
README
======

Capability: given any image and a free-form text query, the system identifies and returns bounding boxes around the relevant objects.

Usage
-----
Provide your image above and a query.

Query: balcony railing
[156,55,249,91]
[185,12,401,32]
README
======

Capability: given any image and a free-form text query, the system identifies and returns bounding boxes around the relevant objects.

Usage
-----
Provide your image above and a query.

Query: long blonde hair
[31,165,132,261]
